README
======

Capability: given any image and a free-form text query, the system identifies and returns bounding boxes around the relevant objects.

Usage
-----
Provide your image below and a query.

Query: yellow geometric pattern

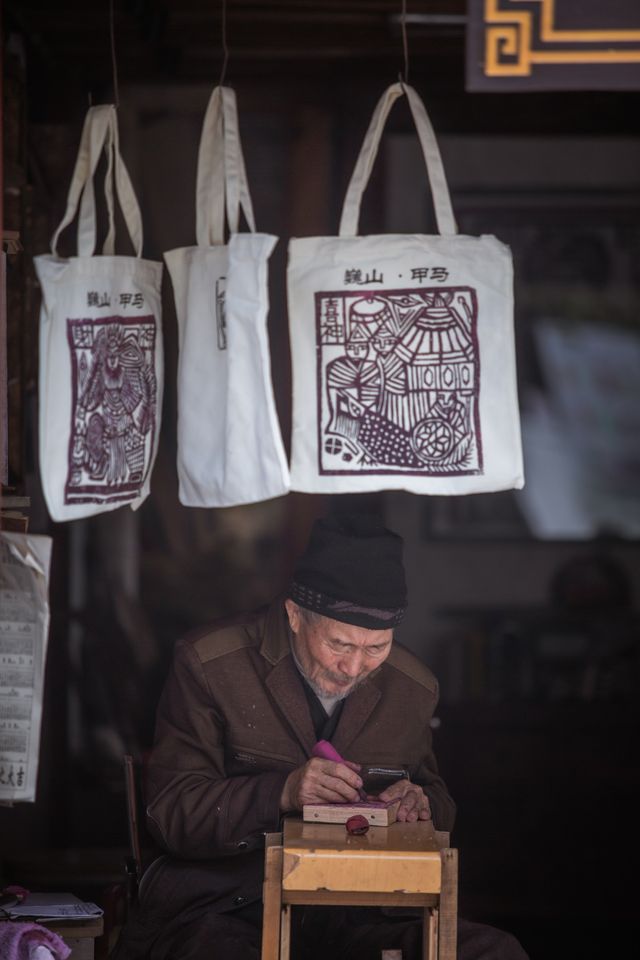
[484,0,640,76]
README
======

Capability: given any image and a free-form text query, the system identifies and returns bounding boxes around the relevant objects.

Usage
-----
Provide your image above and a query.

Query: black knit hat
[288,514,407,630]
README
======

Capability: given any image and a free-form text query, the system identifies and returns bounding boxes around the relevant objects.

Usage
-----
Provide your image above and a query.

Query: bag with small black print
[164,86,289,507]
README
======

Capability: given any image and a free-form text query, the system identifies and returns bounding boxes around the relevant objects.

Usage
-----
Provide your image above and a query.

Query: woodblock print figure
[66,315,157,504]
[316,287,482,476]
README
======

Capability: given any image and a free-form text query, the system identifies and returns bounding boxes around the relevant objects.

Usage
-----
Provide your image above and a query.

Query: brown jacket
[146,598,455,866]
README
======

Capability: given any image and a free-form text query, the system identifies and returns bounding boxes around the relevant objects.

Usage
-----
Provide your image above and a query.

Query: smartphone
[361,765,409,796]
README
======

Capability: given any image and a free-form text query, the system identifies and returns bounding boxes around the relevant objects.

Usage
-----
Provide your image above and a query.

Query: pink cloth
[311,739,344,763]
[0,923,71,960]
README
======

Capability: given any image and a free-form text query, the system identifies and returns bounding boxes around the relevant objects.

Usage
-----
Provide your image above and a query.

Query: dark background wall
[2,4,640,958]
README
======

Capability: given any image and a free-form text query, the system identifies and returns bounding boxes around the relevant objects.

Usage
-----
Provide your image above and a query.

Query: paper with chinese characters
[287,83,524,495]
[0,532,52,803]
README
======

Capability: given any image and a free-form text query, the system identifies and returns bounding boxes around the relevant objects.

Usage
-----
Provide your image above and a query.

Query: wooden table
[262,818,457,960]
[48,918,104,959]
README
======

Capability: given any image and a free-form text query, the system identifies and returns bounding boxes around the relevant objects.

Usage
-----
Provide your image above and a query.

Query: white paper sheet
[3,891,103,920]
[0,532,53,803]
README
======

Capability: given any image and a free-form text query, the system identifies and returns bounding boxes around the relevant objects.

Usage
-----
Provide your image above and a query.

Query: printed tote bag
[287,82,524,495]
[164,86,289,507]
[34,105,163,522]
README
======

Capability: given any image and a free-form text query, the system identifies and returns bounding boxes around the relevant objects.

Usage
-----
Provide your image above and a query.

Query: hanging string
[399,0,410,85]
[109,0,120,107]
[219,0,230,87]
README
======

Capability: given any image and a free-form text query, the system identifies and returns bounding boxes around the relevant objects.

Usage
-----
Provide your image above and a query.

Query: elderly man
[114,513,528,960]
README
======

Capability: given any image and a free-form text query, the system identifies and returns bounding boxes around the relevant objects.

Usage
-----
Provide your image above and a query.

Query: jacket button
[237,840,249,850]
[233,896,247,906]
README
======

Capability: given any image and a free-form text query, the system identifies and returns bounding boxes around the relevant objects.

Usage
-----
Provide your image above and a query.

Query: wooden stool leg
[280,904,292,960]
[423,906,439,960]
[438,849,458,960]
[262,834,284,960]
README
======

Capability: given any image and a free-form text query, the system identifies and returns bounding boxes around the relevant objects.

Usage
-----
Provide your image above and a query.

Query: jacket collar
[260,597,292,665]
[331,680,382,758]
[260,598,383,760]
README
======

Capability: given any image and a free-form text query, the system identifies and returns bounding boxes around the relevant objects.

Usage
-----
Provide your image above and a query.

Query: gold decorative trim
[485,0,640,77]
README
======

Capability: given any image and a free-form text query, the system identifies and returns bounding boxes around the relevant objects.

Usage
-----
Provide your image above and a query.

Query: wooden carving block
[303,799,400,826]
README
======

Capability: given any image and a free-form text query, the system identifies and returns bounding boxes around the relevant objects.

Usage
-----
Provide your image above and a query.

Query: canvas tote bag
[34,105,163,522]
[287,82,524,495]
[164,86,290,507]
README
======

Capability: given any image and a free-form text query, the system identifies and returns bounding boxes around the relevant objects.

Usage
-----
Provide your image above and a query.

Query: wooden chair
[123,754,144,907]
[262,817,457,960]
[96,754,156,959]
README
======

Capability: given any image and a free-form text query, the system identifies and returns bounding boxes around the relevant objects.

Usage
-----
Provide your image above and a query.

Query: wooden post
[262,833,284,960]
[423,905,439,960]
[438,849,458,960]
[280,904,292,960]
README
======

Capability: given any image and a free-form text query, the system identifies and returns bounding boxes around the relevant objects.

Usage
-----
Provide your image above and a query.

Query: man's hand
[377,779,432,823]
[280,758,363,812]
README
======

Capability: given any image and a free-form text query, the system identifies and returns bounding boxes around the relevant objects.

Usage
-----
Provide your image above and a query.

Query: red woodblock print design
[316,288,482,476]
[65,316,157,504]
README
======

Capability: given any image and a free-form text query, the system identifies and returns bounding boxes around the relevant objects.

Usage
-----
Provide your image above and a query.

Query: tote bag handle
[339,82,457,238]
[196,85,256,247]
[51,105,144,258]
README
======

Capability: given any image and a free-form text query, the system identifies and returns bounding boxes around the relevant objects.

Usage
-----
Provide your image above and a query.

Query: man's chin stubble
[310,674,367,700]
